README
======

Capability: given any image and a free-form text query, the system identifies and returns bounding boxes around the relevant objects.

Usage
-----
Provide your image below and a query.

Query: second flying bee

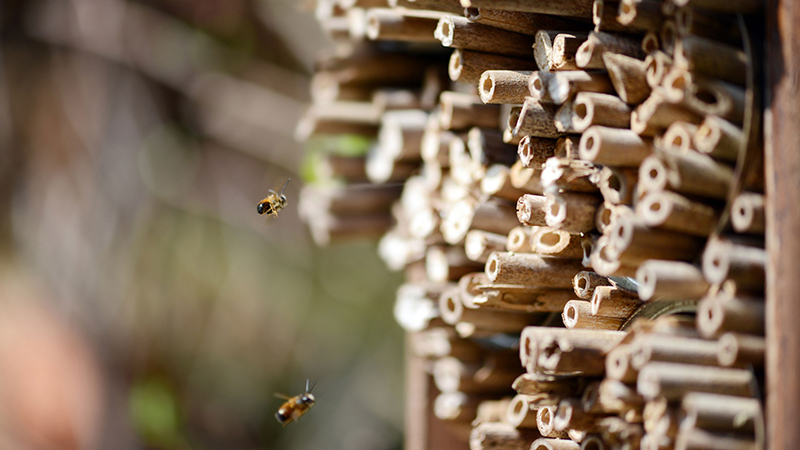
[257,178,291,217]
[275,379,316,427]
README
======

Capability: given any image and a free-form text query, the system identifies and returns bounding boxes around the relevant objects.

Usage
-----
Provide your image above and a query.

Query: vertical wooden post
[766,1,800,449]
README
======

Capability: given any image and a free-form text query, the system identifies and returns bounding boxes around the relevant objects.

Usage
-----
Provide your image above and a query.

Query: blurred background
[0,0,405,449]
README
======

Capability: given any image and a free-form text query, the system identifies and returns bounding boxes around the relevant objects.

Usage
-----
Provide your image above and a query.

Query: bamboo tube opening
[449,49,464,80]
[481,74,495,100]
[565,302,579,325]
[539,230,562,247]
[638,156,668,192]
[642,32,659,53]
[507,226,533,252]
[537,406,557,434]
[436,17,455,46]
[574,102,589,122]
[581,436,604,450]
[522,332,537,368]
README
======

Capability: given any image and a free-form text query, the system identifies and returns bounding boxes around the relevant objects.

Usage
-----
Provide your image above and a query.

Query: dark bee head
[299,394,316,407]
[257,201,273,215]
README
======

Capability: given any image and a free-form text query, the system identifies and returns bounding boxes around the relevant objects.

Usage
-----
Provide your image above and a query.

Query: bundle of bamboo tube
[299,0,765,448]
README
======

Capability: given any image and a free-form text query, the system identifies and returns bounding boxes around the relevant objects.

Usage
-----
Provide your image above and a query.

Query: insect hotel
[297,0,796,449]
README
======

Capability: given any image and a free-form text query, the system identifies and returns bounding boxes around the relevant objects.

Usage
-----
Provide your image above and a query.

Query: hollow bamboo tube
[717,332,765,368]
[518,135,559,168]
[674,427,758,450]
[674,6,742,46]
[461,271,492,300]
[697,294,765,338]
[571,92,632,132]
[608,214,704,265]
[512,373,581,399]
[597,166,637,205]
[671,0,762,13]
[641,31,659,53]
[579,125,653,167]
[731,193,765,235]
[364,8,444,42]
[593,0,628,33]
[531,327,626,375]
[435,16,537,58]
[681,392,761,434]
[476,398,515,425]
[635,190,719,237]
[466,230,510,262]
[590,285,641,318]
[556,136,581,160]
[659,121,697,153]
[643,397,680,437]
[563,300,626,330]
[449,48,539,83]
[630,334,721,369]
[554,399,603,432]
[694,115,743,162]
[631,90,703,135]
[479,70,535,104]
[638,147,734,200]
[477,286,574,313]
[546,71,615,105]
[576,32,645,70]
[701,236,766,291]
[554,101,579,134]
[545,191,601,233]
[532,228,584,258]
[573,271,613,299]
[597,378,644,412]
[486,252,585,288]
[589,235,638,278]
[537,31,591,72]
[517,194,549,226]
[460,0,595,18]
[464,7,586,35]
[663,70,745,125]
[510,161,545,194]
[508,226,537,252]
[635,260,710,301]
[541,158,601,193]
[440,91,502,130]
[532,438,580,450]
[508,394,539,428]
[439,288,537,332]
[470,422,541,449]
[644,51,672,89]
[602,52,651,105]
[617,0,663,31]
[514,97,562,138]
[636,362,756,400]
[537,406,570,438]
[606,344,638,382]
[674,35,748,86]
[433,356,519,393]
[401,0,465,13]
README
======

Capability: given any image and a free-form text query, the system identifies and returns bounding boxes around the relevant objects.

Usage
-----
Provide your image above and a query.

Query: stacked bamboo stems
[300,0,765,448]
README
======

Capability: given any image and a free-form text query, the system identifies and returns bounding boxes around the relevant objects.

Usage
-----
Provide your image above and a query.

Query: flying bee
[257,179,291,217]
[275,379,316,427]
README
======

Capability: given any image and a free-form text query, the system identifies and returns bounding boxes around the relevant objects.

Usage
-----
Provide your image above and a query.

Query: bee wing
[274,393,292,400]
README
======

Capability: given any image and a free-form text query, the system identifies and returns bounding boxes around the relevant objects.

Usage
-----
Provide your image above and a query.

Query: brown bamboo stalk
[474,287,575,314]
[631,89,703,135]
[571,92,632,132]
[532,438,581,450]
[554,101,579,134]
[556,136,581,160]
[659,121,697,153]
[514,96,562,138]
[590,234,639,278]
[435,16,538,58]
[470,421,541,449]
[479,70,535,105]
[637,147,734,200]
[563,300,627,329]
[590,285,642,318]
[507,394,540,428]
[541,158,601,193]
[630,334,721,369]
[643,397,680,437]
[530,327,627,375]
[486,252,585,287]
[545,191,601,233]
[662,69,745,124]
[593,0,628,33]
[449,48,539,83]
[602,52,651,105]
[597,166,638,205]
[476,398,515,425]
[673,427,757,450]
[535,31,592,72]
[517,194,549,226]
[440,91,503,130]
[607,214,704,265]
[518,135,559,168]
[573,271,614,299]
[465,7,586,35]
[617,0,663,31]
[554,398,604,432]
[460,0,595,19]
[731,192,765,235]
[636,362,756,400]
[507,226,537,252]
[547,71,615,105]
[439,287,537,332]
[696,293,765,338]
[645,51,673,89]
[671,0,762,13]
[635,260,710,301]
[674,6,742,46]
[512,373,581,401]
[435,355,522,393]
[575,31,645,70]
[596,378,644,413]
[532,228,584,258]
[635,190,719,237]
[537,406,571,438]
[579,125,653,166]
[606,344,639,382]
[674,35,748,86]
[681,392,761,434]
[694,115,743,162]
[466,229,510,263]
[701,236,766,290]
[365,8,444,42]
[717,332,765,368]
